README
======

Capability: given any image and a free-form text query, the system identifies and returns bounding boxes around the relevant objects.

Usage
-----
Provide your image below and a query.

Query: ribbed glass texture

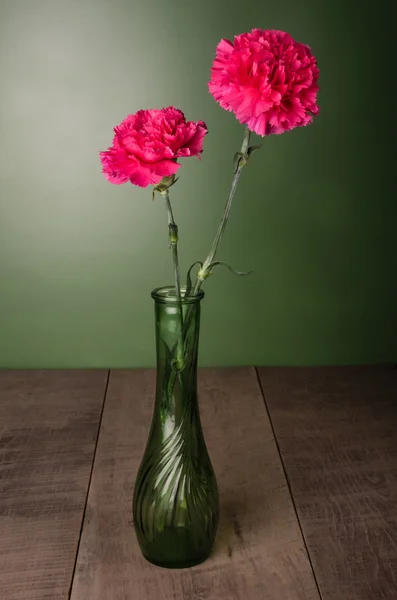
[133,286,219,568]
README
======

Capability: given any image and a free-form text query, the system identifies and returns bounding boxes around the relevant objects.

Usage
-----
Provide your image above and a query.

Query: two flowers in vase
[100,28,320,568]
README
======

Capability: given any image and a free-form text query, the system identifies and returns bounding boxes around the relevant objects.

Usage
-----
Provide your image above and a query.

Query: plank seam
[254,367,324,600]
[68,369,111,599]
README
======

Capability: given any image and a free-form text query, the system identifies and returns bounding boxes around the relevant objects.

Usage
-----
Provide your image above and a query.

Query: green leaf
[185,261,203,297]
[247,144,262,156]
[208,261,254,277]
[153,175,179,197]
[169,175,179,188]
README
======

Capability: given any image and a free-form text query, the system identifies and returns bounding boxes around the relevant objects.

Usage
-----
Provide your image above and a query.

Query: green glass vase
[133,286,219,569]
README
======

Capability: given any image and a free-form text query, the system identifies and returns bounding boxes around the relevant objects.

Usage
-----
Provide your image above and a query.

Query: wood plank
[258,366,397,600]
[0,370,108,600]
[70,368,320,600]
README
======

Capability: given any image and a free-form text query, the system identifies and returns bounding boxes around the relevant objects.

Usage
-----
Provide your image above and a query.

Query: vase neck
[151,286,203,442]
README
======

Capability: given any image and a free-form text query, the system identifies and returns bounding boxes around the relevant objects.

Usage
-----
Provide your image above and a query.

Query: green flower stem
[192,126,251,294]
[181,126,251,339]
[162,190,185,373]
[166,126,252,396]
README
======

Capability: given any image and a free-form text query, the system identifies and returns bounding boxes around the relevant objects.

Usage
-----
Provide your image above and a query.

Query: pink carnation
[209,29,320,136]
[100,107,207,188]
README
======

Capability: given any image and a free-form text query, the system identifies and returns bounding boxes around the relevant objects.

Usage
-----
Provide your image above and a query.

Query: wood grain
[70,367,320,600]
[258,366,397,600]
[0,370,108,600]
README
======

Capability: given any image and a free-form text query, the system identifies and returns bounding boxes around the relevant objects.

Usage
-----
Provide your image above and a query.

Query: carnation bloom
[209,29,320,136]
[100,107,207,188]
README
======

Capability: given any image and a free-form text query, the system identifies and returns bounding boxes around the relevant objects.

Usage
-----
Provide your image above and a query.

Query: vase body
[133,286,219,568]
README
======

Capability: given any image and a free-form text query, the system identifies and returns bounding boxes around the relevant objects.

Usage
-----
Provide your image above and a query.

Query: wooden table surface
[0,367,396,600]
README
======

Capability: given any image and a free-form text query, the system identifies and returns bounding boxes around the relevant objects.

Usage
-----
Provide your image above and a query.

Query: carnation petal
[180,122,207,155]
[246,113,269,137]
[100,107,205,187]
[217,38,234,56]
[102,167,129,185]
[152,159,181,181]
[209,28,320,136]
[100,150,130,184]
[127,160,180,188]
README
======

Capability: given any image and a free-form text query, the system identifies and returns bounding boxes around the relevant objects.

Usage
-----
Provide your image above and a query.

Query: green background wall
[0,0,395,368]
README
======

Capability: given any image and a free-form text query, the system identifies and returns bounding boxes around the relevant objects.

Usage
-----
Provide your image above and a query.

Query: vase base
[143,552,211,570]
